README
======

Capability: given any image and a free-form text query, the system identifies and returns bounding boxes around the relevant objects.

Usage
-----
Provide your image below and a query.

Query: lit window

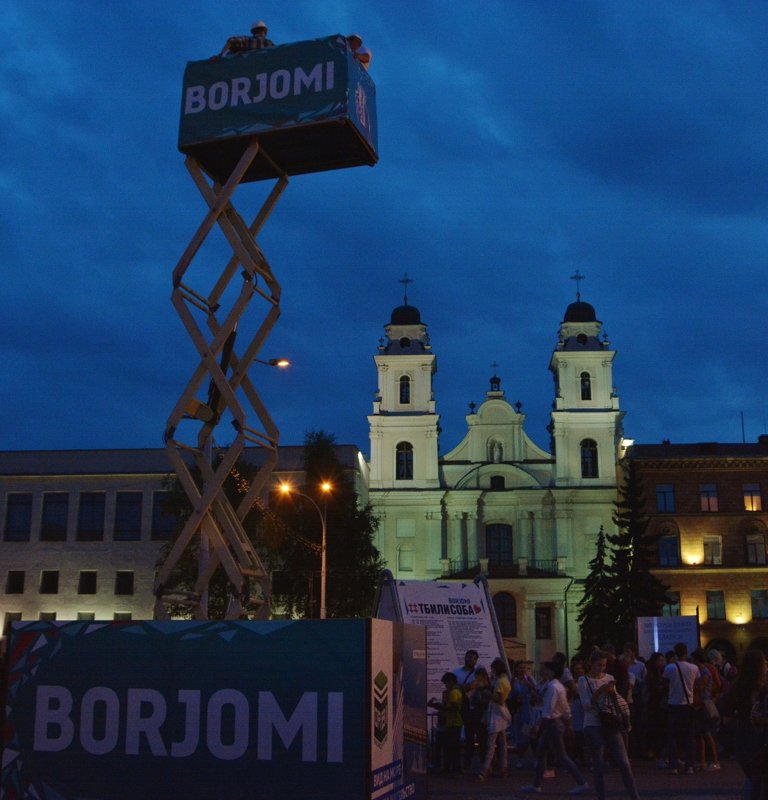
[580,372,592,400]
[493,592,517,637]
[399,375,411,404]
[700,484,718,512]
[580,439,598,478]
[486,523,513,566]
[744,484,762,512]
[656,485,675,513]
[706,591,725,620]
[39,571,59,594]
[751,590,768,620]
[395,442,413,480]
[5,571,25,594]
[114,492,143,541]
[703,535,722,565]
[77,493,105,541]
[746,532,767,565]
[535,606,552,639]
[662,592,681,617]
[115,571,135,596]
[4,493,32,542]
[40,493,69,542]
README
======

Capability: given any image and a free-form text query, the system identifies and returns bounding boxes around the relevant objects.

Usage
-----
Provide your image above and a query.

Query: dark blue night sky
[3,2,767,455]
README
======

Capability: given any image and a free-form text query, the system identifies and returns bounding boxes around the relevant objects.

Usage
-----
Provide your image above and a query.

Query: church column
[523,599,536,662]
[554,600,566,654]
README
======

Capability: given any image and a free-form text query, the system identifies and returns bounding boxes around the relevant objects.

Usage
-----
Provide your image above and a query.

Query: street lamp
[279,481,333,619]
[255,357,291,367]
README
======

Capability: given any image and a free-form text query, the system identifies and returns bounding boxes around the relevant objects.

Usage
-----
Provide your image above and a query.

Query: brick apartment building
[629,437,768,662]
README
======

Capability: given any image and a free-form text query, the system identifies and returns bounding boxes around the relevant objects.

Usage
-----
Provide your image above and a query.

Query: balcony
[442,556,566,579]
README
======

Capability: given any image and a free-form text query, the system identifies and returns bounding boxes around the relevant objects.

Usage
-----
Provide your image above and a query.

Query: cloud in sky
[3,1,767,456]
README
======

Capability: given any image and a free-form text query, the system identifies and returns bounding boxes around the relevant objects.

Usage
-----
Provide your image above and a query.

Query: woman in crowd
[726,649,768,800]
[691,647,721,772]
[577,649,640,800]
[510,659,539,767]
[476,658,512,781]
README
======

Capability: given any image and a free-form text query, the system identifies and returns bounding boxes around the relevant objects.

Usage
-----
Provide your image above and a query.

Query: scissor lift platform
[155,35,377,620]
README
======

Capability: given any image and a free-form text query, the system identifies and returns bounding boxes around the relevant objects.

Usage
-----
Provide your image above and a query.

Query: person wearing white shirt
[578,650,640,800]
[662,642,700,774]
[520,661,589,795]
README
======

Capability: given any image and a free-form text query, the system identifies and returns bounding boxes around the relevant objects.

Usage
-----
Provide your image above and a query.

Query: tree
[269,430,384,618]
[607,460,670,644]
[577,525,617,651]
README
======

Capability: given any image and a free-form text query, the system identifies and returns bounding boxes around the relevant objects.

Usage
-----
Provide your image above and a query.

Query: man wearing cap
[347,33,371,70]
[520,661,589,795]
[223,20,274,54]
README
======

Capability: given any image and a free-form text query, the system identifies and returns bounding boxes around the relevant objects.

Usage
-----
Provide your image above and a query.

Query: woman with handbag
[476,658,512,781]
[577,650,640,800]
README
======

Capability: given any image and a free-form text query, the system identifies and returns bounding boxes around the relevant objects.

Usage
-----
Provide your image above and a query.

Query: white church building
[366,294,626,661]
[0,292,627,662]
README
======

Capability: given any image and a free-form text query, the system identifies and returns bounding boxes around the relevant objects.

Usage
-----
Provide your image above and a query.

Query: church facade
[366,296,626,662]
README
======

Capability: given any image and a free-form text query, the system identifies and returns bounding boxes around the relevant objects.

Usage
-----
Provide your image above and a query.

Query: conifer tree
[608,460,670,644]
[577,525,616,651]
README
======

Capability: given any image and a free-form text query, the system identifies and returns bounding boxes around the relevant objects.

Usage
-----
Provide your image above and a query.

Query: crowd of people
[428,643,768,799]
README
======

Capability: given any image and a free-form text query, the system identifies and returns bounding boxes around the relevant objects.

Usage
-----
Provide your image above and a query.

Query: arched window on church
[580,439,598,478]
[396,442,413,480]
[486,523,513,567]
[399,375,411,404]
[493,592,517,637]
[580,371,592,401]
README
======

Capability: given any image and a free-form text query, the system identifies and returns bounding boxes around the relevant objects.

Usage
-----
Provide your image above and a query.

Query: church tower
[549,287,623,486]
[368,290,440,489]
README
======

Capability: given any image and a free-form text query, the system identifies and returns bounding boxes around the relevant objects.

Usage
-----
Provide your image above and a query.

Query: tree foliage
[577,461,671,649]
[607,460,670,643]
[157,431,383,620]
[269,430,384,618]
[577,525,616,651]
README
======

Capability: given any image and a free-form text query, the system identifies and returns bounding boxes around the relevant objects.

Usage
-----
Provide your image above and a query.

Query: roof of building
[0,445,362,477]
[630,437,768,460]
[563,300,597,323]
[390,303,421,325]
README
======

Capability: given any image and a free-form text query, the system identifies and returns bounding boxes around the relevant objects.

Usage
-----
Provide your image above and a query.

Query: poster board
[636,615,700,659]
[374,573,507,709]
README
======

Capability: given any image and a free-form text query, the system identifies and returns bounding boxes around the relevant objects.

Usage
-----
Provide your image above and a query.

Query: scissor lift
[154,35,377,620]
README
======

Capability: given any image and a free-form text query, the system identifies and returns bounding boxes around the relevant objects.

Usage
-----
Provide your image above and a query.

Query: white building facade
[367,298,624,662]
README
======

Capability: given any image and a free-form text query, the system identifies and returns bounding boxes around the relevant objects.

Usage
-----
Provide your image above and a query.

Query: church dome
[391,304,421,325]
[563,300,596,322]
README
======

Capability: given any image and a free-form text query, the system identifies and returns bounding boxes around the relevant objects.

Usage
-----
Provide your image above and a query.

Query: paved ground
[426,757,743,799]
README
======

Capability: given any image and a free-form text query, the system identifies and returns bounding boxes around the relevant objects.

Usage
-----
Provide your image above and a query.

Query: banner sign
[178,35,377,181]
[375,579,505,708]
[2,619,425,800]
[636,615,700,659]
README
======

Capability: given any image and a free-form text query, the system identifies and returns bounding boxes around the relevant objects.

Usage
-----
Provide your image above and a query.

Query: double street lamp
[279,481,332,619]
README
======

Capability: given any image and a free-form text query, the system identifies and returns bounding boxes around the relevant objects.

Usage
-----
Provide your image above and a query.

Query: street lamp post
[279,481,332,619]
